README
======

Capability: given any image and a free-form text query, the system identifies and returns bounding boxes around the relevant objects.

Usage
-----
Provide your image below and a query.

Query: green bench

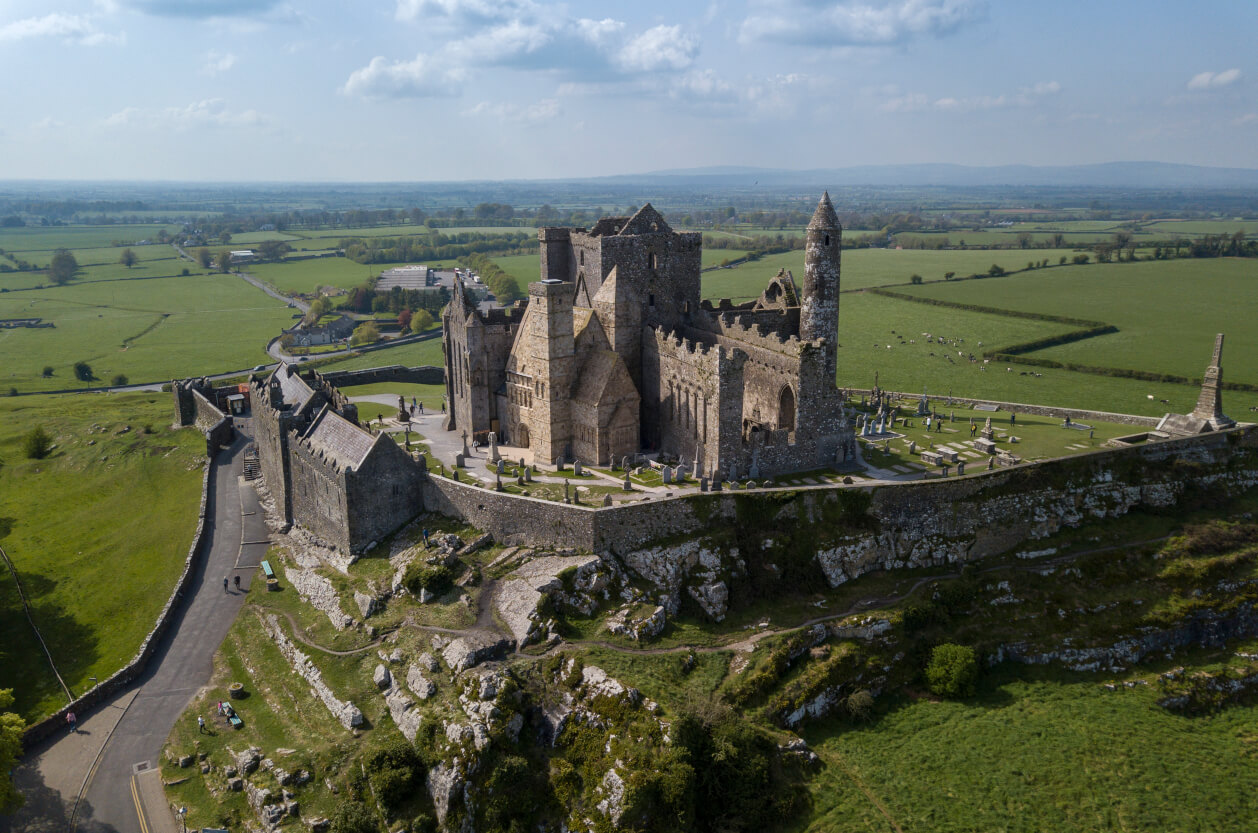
[261,559,278,590]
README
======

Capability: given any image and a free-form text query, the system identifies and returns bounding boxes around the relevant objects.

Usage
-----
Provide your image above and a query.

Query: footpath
[1,424,269,833]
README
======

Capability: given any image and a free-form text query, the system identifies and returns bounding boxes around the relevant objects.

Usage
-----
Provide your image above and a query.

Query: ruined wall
[250,378,293,527]
[288,436,352,553]
[345,442,425,552]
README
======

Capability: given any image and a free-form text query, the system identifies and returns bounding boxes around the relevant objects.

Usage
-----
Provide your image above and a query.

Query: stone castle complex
[443,195,857,479]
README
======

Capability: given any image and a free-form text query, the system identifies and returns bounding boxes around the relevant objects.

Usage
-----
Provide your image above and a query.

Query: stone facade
[248,364,423,553]
[442,196,858,476]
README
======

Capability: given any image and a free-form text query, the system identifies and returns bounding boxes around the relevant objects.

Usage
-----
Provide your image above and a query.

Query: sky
[0,0,1255,181]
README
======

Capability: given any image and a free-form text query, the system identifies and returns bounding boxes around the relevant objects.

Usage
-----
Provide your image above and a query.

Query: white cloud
[466,97,560,124]
[341,54,464,99]
[741,0,985,47]
[1235,113,1258,125]
[617,25,698,72]
[882,80,1059,113]
[1187,68,1241,90]
[103,99,264,129]
[31,116,65,130]
[0,12,121,44]
[669,69,812,115]
[201,51,238,75]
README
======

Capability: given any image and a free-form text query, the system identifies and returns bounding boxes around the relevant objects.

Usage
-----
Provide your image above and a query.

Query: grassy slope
[320,337,444,372]
[900,258,1258,383]
[0,392,205,721]
[802,663,1258,833]
[0,274,293,391]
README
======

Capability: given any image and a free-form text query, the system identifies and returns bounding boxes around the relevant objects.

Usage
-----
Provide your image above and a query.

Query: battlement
[715,315,803,354]
[651,326,746,367]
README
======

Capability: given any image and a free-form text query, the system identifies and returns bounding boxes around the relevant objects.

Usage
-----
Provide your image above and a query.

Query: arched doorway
[777,386,796,431]
[516,423,530,449]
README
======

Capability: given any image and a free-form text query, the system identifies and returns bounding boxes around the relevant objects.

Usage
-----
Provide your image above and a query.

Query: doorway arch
[777,385,796,431]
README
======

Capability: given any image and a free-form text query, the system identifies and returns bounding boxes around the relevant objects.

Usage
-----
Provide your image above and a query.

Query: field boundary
[0,545,73,704]
[19,451,215,747]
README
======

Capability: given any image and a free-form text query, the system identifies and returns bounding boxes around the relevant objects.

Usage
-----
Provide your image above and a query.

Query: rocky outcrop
[442,632,512,673]
[606,605,666,641]
[385,684,423,741]
[495,553,603,645]
[285,568,353,630]
[620,539,741,620]
[407,664,437,699]
[262,613,363,730]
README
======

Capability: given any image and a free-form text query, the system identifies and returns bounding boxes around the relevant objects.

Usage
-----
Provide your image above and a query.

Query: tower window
[648,252,657,270]
[649,293,655,307]
[824,234,830,246]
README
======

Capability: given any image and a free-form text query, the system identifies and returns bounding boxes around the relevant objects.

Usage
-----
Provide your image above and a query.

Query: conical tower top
[808,191,840,230]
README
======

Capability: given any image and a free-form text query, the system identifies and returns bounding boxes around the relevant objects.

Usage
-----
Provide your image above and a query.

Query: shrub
[1072,253,1090,265]
[403,561,455,598]
[350,321,381,347]
[73,361,93,382]
[845,689,874,722]
[365,736,424,810]
[23,427,53,459]
[329,801,380,833]
[411,309,435,334]
[925,643,979,699]
[41,366,53,378]
[988,264,1006,277]
[111,374,129,387]
[909,274,923,284]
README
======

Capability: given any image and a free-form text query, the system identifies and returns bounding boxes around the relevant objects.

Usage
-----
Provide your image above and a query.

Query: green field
[0,393,206,721]
[801,663,1258,832]
[0,224,180,253]
[0,274,294,391]
[701,248,1083,301]
[1142,219,1258,237]
[243,257,383,295]
[319,336,444,372]
[900,258,1258,384]
[336,380,446,410]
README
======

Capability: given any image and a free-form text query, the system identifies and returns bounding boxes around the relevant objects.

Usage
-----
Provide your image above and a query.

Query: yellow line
[130,775,150,833]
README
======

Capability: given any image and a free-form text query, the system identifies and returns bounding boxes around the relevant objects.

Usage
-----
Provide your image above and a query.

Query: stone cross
[495,474,503,491]
[621,456,631,472]
[623,474,632,491]
[488,432,500,463]
[563,480,570,502]
[460,431,470,457]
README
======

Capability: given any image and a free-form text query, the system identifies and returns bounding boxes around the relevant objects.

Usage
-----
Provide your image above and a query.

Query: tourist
[1010,413,1016,426]
[198,715,206,734]
[234,575,241,591]
[66,711,77,733]
[422,527,430,547]
[223,576,229,593]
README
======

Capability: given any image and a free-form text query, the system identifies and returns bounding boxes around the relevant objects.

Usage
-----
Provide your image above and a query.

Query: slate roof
[276,365,314,407]
[303,406,376,470]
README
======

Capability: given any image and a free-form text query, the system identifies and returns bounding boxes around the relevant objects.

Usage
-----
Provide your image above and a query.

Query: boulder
[407,665,437,699]
[373,664,392,689]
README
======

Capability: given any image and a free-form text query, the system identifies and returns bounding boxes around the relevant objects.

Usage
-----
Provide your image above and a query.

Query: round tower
[801,192,841,379]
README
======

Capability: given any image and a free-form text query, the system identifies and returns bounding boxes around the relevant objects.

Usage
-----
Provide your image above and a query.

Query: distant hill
[601,162,1258,189]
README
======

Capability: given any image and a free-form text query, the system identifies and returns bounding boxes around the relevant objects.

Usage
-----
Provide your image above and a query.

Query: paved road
[2,422,270,833]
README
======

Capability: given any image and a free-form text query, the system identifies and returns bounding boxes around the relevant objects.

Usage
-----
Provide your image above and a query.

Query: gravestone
[455,453,465,468]
[451,469,460,482]
[712,478,723,492]
[602,494,612,507]
[495,474,503,492]
[662,467,672,484]
[908,440,916,455]
[957,460,966,476]
[623,475,632,491]
[496,459,504,475]
[563,480,570,503]
[974,437,997,454]
[525,465,533,483]
[516,474,525,487]
[621,456,631,473]
[699,477,709,492]
[488,432,501,464]
[573,460,583,477]
[980,417,994,441]
[554,456,565,472]
[460,431,471,457]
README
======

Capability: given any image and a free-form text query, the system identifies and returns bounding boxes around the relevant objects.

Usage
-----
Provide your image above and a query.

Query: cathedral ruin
[443,193,858,479]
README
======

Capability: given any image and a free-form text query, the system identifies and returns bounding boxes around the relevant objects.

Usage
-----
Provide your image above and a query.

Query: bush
[411,309,435,334]
[845,689,874,722]
[909,274,923,284]
[329,801,380,833]
[925,643,979,699]
[73,361,93,382]
[111,374,129,387]
[403,561,455,598]
[41,366,53,378]
[23,427,53,459]
[350,321,381,347]
[365,736,424,810]
[1072,253,1090,265]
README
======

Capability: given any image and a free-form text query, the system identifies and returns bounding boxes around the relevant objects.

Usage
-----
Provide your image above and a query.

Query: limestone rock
[407,665,437,699]
[262,614,362,729]
[385,684,423,742]
[442,632,511,673]
[596,767,626,825]
[354,591,377,619]
[373,664,391,689]
[285,567,354,630]
[427,762,464,826]
[687,580,729,622]
[606,605,666,641]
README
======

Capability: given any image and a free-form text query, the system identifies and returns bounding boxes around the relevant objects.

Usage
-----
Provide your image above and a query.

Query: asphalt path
[3,421,269,833]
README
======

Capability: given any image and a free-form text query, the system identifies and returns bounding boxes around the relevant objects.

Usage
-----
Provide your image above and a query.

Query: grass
[0,392,205,721]
[832,291,1258,417]
[0,224,180,253]
[0,274,294,391]
[899,257,1258,384]
[243,257,385,295]
[799,662,1258,833]
[701,248,1082,302]
[335,381,446,410]
[319,337,444,372]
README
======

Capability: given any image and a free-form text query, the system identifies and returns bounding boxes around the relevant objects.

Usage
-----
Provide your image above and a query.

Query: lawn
[243,257,383,295]
[800,663,1258,833]
[0,274,294,392]
[319,337,444,372]
[0,392,206,721]
[899,257,1258,384]
[336,381,446,410]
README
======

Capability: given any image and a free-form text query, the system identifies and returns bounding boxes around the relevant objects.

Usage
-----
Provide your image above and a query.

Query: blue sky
[0,0,1255,181]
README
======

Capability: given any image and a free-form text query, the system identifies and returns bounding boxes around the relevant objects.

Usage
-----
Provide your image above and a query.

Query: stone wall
[868,389,1162,428]
[318,365,444,388]
[422,476,598,550]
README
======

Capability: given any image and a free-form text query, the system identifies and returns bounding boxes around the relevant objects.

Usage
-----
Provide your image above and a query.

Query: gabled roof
[303,405,376,470]
[575,307,610,353]
[572,349,638,408]
[274,364,314,407]
[618,203,671,236]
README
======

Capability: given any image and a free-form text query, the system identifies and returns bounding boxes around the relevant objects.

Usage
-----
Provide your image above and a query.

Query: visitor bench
[261,560,275,580]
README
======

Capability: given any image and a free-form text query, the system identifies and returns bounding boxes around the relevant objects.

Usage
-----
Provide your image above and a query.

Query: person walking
[197,715,206,734]
[223,576,229,593]
[66,711,77,733]
[234,574,241,591]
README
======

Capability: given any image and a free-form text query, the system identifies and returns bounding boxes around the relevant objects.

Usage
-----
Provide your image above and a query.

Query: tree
[1016,231,1032,249]
[256,240,290,262]
[111,374,129,387]
[219,231,232,245]
[118,248,138,268]
[397,308,412,331]
[328,801,380,833]
[23,426,53,459]
[41,366,54,378]
[0,216,23,228]
[349,321,380,347]
[987,264,1006,277]
[1072,253,1090,265]
[73,360,94,382]
[411,309,435,334]
[215,250,233,272]
[47,249,78,285]
[196,247,212,269]
[909,274,923,285]
[0,690,23,812]
[925,643,979,698]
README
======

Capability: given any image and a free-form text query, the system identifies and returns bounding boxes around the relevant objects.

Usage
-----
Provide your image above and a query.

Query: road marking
[130,774,150,833]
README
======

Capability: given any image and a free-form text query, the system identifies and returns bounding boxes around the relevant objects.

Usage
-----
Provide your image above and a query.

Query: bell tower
[801,192,841,380]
